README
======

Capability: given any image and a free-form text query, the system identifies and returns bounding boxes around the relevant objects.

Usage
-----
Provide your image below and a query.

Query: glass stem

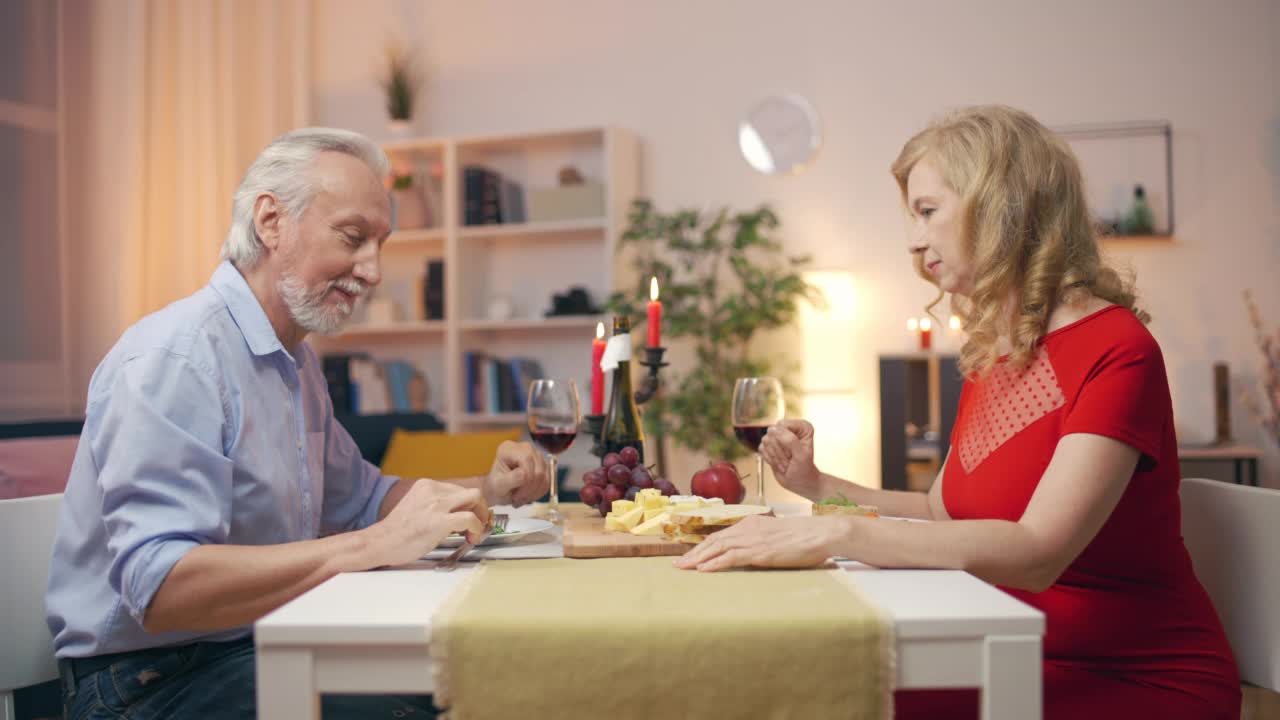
[548,453,559,512]
[756,452,766,506]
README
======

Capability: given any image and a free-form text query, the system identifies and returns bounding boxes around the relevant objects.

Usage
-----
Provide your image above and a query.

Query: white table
[255,560,1044,719]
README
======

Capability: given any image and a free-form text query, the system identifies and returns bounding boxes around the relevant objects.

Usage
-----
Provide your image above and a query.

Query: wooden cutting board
[562,516,689,558]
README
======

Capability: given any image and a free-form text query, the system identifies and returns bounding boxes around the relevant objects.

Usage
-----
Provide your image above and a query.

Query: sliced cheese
[630,512,670,536]
[616,505,645,531]
[643,506,670,522]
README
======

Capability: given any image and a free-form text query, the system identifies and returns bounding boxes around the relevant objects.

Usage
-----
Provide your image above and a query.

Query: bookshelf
[311,127,640,456]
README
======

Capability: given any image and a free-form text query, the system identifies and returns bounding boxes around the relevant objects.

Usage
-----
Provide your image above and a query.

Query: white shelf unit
[311,127,639,449]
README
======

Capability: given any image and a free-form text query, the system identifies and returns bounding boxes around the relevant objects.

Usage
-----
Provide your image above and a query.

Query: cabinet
[311,127,640,444]
[878,353,961,491]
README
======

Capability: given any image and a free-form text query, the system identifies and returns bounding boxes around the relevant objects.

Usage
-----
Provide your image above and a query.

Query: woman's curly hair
[891,105,1149,377]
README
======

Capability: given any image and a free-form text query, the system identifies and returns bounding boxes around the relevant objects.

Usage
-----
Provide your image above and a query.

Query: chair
[1180,477,1280,692]
[0,493,63,718]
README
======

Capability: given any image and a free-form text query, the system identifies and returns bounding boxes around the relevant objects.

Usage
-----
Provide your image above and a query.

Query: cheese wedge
[614,505,645,531]
[609,499,637,516]
[630,512,670,536]
[643,506,669,522]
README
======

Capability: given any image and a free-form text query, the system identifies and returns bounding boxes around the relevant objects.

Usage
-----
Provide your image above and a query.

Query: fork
[435,513,508,572]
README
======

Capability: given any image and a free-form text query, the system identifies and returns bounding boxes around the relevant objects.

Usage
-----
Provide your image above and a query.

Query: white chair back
[0,493,62,705]
[1180,477,1280,691]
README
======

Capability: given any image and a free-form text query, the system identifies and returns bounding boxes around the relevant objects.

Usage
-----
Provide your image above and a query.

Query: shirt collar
[210,261,305,367]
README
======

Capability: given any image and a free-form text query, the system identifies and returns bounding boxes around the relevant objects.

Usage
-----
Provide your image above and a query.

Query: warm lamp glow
[907,317,919,332]
[949,315,961,331]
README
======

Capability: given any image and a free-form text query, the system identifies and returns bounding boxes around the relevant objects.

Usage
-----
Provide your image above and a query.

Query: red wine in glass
[531,429,577,455]
[733,424,769,453]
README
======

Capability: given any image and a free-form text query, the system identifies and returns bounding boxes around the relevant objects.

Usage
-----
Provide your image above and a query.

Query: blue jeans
[58,637,437,719]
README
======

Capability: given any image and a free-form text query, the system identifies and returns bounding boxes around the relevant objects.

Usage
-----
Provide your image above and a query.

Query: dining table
[254,504,1045,719]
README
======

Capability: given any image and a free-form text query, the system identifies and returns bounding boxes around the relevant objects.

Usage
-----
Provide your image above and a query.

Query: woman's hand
[672,515,849,572]
[760,419,823,499]
[366,480,489,567]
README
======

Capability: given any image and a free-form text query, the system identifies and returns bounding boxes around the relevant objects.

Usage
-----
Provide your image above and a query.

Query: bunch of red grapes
[579,445,677,517]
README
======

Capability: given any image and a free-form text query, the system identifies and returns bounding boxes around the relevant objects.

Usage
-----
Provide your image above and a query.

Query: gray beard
[277,271,365,336]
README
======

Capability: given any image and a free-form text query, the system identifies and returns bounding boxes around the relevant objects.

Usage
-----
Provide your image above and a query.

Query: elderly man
[46,128,549,719]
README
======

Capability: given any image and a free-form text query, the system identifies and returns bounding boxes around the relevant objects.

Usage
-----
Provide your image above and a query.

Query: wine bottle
[600,316,645,462]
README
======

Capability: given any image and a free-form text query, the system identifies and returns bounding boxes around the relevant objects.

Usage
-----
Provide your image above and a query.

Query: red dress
[895,306,1240,719]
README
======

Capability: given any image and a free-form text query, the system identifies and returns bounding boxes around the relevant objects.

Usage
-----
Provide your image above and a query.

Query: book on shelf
[349,356,390,414]
[325,353,429,415]
[322,354,356,414]
[462,352,545,415]
[423,259,444,320]
[463,165,503,225]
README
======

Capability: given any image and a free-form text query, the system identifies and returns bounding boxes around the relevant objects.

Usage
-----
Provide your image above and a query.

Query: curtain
[65,0,310,405]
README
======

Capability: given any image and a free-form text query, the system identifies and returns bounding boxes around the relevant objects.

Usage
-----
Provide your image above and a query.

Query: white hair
[221,127,389,268]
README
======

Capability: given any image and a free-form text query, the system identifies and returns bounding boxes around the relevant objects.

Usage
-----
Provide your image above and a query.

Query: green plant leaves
[605,199,823,459]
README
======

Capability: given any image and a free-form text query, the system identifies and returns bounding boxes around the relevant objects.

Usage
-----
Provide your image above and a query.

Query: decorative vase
[391,185,430,230]
[387,119,413,141]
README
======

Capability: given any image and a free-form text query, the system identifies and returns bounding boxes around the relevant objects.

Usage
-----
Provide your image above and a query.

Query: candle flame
[650,276,660,301]
[920,317,933,331]
[949,315,961,331]
[907,317,918,332]
[596,321,605,340]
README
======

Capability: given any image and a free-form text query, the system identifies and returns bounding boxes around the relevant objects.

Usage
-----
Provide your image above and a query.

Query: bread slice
[812,503,879,518]
[663,504,773,543]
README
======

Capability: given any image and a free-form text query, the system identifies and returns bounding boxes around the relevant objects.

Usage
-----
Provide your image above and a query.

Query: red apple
[690,462,745,504]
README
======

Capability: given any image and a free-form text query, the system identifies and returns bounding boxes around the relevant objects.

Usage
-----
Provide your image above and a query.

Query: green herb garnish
[818,492,860,507]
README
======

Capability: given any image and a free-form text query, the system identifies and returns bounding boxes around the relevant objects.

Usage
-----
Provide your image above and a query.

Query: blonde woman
[676,106,1239,718]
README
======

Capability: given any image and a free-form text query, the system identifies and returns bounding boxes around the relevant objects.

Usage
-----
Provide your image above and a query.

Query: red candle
[591,322,606,414]
[646,276,662,347]
[919,317,933,351]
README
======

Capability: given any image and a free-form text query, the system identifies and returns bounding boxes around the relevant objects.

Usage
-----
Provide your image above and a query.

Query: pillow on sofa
[380,428,522,480]
[0,436,79,499]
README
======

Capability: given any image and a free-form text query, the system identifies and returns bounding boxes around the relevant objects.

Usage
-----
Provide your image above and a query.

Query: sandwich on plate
[663,504,773,544]
[811,493,879,518]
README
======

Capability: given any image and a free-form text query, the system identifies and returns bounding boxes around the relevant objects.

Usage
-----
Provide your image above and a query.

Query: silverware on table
[435,513,508,572]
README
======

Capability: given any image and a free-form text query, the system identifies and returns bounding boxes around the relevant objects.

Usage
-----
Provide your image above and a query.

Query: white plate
[437,517,556,548]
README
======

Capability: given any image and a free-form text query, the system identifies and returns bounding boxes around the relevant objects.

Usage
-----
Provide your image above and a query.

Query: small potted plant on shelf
[387,165,430,230]
[380,40,422,138]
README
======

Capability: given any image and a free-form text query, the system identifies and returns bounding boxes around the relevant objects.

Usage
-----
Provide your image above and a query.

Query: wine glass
[526,379,581,524]
[732,377,784,506]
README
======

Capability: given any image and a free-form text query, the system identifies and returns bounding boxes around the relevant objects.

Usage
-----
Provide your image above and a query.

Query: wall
[312,0,1280,489]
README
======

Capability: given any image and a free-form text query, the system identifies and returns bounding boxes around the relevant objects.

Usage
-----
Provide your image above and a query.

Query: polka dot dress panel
[958,349,1065,474]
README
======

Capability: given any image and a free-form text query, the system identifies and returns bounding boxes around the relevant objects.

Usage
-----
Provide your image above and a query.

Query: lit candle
[591,322,606,415]
[646,276,662,347]
[919,317,933,351]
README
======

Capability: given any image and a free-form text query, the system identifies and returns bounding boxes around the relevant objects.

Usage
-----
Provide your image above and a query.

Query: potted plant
[380,41,422,137]
[387,168,429,230]
[606,199,824,468]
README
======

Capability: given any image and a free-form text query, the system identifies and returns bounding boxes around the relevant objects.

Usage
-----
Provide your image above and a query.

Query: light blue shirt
[46,261,395,658]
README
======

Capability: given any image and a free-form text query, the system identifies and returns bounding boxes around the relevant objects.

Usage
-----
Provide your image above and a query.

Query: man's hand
[759,419,823,500]
[483,440,550,506]
[365,480,489,567]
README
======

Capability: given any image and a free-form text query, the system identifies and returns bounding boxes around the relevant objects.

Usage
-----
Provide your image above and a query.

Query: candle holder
[580,345,668,459]
[635,346,668,405]
[582,413,606,458]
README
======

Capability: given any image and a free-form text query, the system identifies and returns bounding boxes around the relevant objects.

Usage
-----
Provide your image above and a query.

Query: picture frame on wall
[1055,120,1174,238]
